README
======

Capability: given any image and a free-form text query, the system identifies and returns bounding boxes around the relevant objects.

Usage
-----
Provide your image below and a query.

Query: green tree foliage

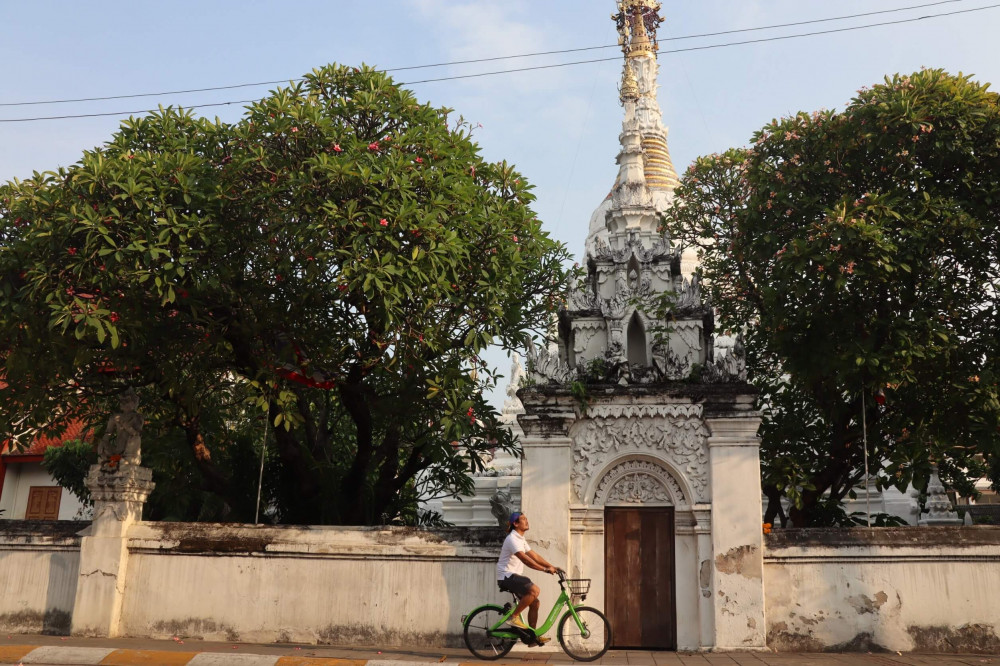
[662,69,1000,526]
[1,64,572,525]
[42,440,97,507]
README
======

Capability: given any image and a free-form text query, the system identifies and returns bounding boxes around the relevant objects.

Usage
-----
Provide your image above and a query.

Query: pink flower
[368,142,380,151]
[414,157,423,164]
[333,144,343,153]
[291,127,299,133]
[380,218,389,227]
[68,247,78,255]
[512,235,519,242]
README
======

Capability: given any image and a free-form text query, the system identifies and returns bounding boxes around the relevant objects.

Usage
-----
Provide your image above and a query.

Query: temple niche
[516,1,767,652]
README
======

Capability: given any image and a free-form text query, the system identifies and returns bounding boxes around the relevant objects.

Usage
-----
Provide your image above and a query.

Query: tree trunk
[269,404,324,524]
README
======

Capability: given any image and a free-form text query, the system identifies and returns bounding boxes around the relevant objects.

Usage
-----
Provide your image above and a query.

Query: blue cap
[509,512,522,525]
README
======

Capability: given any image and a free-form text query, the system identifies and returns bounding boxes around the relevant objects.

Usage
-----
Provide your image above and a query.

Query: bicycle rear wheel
[463,605,516,660]
[557,606,611,662]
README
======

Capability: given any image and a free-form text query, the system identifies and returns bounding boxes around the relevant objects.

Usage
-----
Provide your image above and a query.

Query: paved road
[0,635,997,665]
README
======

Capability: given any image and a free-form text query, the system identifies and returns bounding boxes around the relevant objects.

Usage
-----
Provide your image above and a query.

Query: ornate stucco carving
[593,235,672,264]
[594,459,686,506]
[526,338,574,384]
[702,335,748,383]
[572,321,604,356]
[600,277,654,323]
[585,403,702,420]
[601,291,628,320]
[568,283,602,312]
[651,340,690,381]
[672,320,704,358]
[502,355,526,417]
[672,275,704,314]
[570,410,709,504]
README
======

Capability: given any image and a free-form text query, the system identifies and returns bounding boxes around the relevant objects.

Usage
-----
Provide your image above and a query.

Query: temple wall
[4,518,1000,652]
[0,521,504,646]
[118,523,501,646]
[0,521,82,634]
[764,528,1000,653]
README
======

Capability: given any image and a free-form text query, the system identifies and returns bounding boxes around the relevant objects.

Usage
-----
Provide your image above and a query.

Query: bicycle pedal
[511,627,536,644]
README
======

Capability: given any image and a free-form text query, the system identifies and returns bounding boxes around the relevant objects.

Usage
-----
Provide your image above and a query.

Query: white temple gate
[516,0,767,651]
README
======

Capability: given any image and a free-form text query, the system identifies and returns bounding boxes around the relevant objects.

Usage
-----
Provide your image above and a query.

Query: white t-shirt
[497,530,531,580]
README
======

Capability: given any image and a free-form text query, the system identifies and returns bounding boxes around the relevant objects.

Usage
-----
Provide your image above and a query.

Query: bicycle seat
[496,582,522,599]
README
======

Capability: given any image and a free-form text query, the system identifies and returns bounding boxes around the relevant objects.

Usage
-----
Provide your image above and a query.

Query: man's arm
[515,550,559,574]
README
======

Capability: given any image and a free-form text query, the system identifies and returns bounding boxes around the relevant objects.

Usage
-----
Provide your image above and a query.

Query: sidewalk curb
[0,646,511,666]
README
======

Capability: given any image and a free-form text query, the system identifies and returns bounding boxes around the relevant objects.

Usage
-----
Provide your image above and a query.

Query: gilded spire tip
[612,0,663,59]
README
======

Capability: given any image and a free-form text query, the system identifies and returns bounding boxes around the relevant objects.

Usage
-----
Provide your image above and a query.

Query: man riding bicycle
[497,512,560,644]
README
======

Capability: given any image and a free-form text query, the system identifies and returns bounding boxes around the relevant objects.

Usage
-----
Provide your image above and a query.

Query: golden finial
[619,62,639,105]
[612,0,663,59]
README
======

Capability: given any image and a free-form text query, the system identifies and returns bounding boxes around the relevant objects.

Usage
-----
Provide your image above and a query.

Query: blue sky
[3,0,999,403]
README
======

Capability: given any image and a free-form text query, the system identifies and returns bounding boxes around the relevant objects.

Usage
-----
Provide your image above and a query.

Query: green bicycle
[462,571,611,662]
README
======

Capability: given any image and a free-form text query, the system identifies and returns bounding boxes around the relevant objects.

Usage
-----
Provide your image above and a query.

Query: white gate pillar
[705,413,766,649]
[517,398,576,605]
[71,463,154,637]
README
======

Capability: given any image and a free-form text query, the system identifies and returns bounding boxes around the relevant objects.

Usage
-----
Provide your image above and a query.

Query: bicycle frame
[482,579,586,640]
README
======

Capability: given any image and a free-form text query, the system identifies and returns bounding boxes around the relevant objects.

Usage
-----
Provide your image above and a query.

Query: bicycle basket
[566,578,591,600]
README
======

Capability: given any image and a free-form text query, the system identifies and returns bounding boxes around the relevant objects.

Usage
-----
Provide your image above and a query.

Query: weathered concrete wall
[118,523,504,646]
[764,527,1000,653]
[0,521,84,635]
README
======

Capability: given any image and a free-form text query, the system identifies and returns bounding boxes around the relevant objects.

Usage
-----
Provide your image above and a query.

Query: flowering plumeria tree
[0,64,573,525]
[662,69,1000,526]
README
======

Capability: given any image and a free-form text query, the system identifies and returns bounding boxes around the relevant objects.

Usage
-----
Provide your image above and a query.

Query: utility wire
[2,2,997,124]
[0,0,971,109]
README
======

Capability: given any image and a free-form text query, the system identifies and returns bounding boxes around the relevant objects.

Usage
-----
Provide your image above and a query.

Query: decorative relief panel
[572,320,605,356]
[585,404,701,420]
[594,459,685,506]
[570,410,709,504]
[673,320,704,360]
[526,338,574,384]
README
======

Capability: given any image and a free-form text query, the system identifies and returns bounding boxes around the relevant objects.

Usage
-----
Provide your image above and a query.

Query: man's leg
[527,593,541,629]
[511,584,538,623]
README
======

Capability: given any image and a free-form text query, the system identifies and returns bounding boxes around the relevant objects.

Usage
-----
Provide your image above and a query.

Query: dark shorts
[498,573,534,597]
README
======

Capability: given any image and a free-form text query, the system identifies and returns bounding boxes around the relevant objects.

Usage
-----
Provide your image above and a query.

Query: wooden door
[605,506,676,649]
[25,486,61,520]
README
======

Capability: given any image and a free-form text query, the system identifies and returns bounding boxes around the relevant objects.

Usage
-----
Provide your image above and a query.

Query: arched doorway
[596,459,680,650]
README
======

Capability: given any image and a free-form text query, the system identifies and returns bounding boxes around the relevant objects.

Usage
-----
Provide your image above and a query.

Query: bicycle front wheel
[463,605,516,660]
[557,606,611,662]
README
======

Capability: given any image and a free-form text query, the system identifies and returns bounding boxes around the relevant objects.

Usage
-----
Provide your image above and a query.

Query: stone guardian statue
[97,388,144,467]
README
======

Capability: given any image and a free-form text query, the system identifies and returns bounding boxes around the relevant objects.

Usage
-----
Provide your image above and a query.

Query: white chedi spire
[586,1,679,256]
